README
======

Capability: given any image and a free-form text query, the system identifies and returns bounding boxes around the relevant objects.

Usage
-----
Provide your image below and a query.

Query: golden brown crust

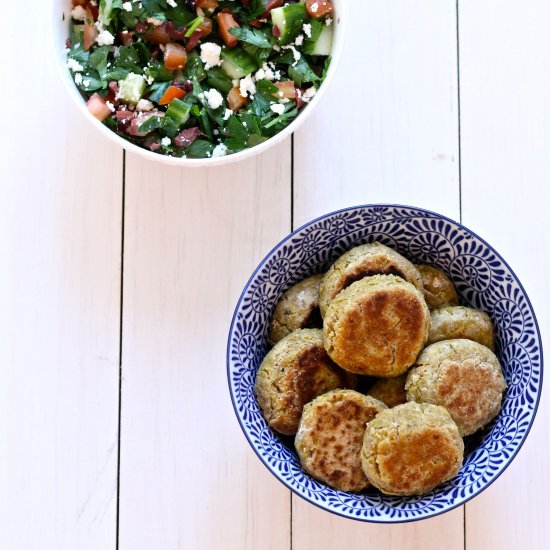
[366,375,408,408]
[361,402,464,495]
[406,339,506,436]
[319,243,423,317]
[428,306,495,350]
[268,274,324,346]
[323,275,430,377]
[295,390,386,492]
[415,264,459,311]
[255,329,357,436]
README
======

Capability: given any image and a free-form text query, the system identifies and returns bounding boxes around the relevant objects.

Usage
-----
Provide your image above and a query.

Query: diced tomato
[227,87,247,111]
[200,17,213,37]
[305,0,333,19]
[185,18,213,51]
[249,18,263,29]
[146,22,171,45]
[83,7,98,50]
[197,0,219,11]
[164,43,188,70]
[72,0,88,6]
[86,94,112,122]
[274,81,296,100]
[217,13,240,48]
[159,85,186,105]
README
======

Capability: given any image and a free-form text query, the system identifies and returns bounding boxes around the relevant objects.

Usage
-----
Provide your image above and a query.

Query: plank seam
[290,134,294,550]
[456,0,463,225]
[456,0,466,546]
[115,149,126,550]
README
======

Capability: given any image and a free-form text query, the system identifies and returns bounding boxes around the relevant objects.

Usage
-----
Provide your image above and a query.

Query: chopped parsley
[67,0,334,158]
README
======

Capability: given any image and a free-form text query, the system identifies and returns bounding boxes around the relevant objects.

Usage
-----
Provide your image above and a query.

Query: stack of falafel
[255,243,506,496]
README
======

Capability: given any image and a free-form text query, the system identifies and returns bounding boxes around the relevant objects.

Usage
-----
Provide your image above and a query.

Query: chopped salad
[66,0,335,159]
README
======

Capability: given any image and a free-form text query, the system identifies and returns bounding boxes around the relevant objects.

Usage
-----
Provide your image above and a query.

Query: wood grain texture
[118,145,292,550]
[292,1,464,547]
[294,0,461,228]
[0,4,122,549]
[459,2,550,548]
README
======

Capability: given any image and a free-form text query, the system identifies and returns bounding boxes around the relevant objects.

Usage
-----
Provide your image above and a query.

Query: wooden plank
[294,0,461,227]
[119,144,292,549]
[293,0,463,545]
[459,1,550,548]
[0,5,122,549]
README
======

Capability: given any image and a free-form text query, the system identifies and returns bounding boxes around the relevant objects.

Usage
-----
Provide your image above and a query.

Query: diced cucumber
[118,73,146,104]
[220,48,257,79]
[162,98,191,137]
[164,98,191,127]
[271,4,307,45]
[206,67,234,94]
[310,24,333,56]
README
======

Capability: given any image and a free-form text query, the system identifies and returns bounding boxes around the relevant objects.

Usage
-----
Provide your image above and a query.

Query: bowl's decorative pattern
[227,205,543,522]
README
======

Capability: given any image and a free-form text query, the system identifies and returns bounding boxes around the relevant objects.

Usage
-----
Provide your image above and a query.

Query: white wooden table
[1,1,549,548]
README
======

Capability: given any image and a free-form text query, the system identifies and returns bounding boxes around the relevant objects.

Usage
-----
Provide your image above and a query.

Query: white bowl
[50,0,346,167]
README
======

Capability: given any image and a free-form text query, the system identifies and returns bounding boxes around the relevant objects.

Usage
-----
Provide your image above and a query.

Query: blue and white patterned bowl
[227,204,543,522]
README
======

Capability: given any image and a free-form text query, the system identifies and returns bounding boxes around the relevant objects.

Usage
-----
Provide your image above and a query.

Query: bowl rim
[226,203,544,523]
[49,0,347,167]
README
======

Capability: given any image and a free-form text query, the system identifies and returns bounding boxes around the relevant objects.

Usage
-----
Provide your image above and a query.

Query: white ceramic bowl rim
[227,203,544,523]
[49,0,347,167]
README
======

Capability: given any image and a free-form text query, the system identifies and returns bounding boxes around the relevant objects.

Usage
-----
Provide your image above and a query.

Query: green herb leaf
[141,0,168,16]
[89,46,110,81]
[186,139,215,158]
[288,57,320,86]
[229,26,274,49]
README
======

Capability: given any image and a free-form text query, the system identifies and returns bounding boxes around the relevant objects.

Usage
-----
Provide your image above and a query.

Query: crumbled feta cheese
[67,58,84,72]
[122,2,133,11]
[282,45,301,65]
[146,75,154,85]
[83,79,91,87]
[212,143,228,157]
[106,101,116,112]
[270,103,285,115]
[147,17,164,26]
[203,88,224,109]
[96,30,115,46]
[302,23,312,38]
[223,108,233,120]
[161,137,172,147]
[74,73,83,85]
[200,42,222,70]
[255,62,276,81]
[167,0,177,7]
[311,2,319,13]
[325,17,333,26]
[294,35,304,46]
[302,86,317,103]
[136,99,154,111]
[71,5,87,21]
[272,44,281,52]
[239,74,256,98]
